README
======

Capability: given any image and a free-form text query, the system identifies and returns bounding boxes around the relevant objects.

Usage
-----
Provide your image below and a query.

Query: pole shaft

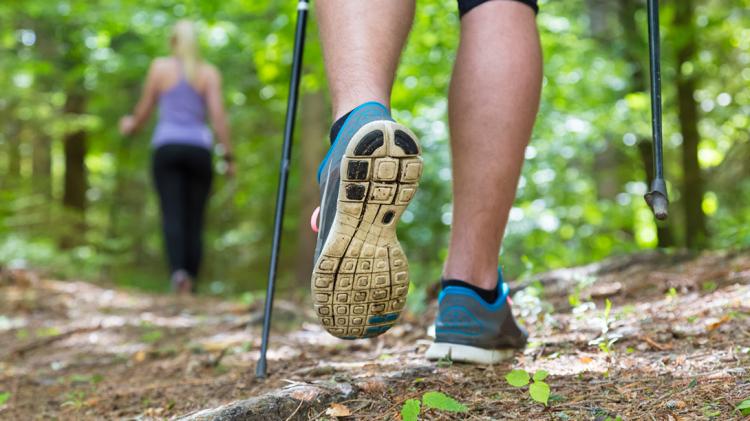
[256,0,309,379]
[647,0,664,180]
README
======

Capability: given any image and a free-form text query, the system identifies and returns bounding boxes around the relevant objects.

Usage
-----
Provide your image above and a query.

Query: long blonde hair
[171,20,200,84]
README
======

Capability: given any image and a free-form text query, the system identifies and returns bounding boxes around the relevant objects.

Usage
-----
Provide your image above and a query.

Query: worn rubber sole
[312,121,422,339]
[425,342,516,365]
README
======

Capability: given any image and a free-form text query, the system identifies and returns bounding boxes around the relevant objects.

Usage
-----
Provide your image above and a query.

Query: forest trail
[1,250,749,420]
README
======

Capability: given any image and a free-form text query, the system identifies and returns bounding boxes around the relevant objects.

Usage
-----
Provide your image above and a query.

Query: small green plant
[61,391,88,410]
[737,398,750,416]
[67,373,103,385]
[0,391,10,406]
[505,369,551,406]
[701,281,718,292]
[401,399,420,421]
[400,391,467,421]
[141,330,164,344]
[436,354,453,368]
[702,403,721,417]
[589,299,621,354]
[35,327,61,338]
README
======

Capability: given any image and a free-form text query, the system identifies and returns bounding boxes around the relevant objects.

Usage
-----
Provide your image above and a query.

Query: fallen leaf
[133,351,147,363]
[706,315,731,331]
[325,403,352,417]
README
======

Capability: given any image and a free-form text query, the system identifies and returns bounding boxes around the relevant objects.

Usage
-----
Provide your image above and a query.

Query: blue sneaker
[311,102,423,340]
[426,271,528,364]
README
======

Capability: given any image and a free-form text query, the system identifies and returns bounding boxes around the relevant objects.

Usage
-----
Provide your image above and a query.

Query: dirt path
[1,250,749,420]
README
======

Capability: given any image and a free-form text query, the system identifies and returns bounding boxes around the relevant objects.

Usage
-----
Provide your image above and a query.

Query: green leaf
[401,398,420,421]
[533,370,549,382]
[421,391,467,413]
[737,399,750,416]
[141,330,163,343]
[505,369,530,387]
[529,381,550,406]
[0,391,10,406]
[603,298,612,321]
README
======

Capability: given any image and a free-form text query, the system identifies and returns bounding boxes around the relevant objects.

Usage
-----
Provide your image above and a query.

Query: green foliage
[505,369,531,387]
[140,330,164,344]
[701,281,718,293]
[67,373,103,385]
[529,381,551,406]
[533,369,549,382]
[0,391,10,406]
[421,391,467,413]
[400,399,420,421]
[737,398,750,416]
[505,369,553,406]
[61,391,88,410]
[589,298,621,354]
[400,391,467,420]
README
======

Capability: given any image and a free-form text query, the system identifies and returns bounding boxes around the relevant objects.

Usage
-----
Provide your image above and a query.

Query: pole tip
[255,358,268,379]
[645,178,669,220]
[644,191,669,220]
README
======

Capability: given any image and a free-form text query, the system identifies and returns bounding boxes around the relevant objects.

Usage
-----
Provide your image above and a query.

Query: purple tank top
[152,75,212,150]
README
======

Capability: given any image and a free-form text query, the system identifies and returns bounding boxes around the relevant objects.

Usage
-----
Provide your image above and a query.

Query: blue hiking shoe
[311,102,423,340]
[426,271,528,364]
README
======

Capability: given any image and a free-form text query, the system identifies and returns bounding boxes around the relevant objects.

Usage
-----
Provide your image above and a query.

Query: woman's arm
[119,59,162,136]
[205,66,234,175]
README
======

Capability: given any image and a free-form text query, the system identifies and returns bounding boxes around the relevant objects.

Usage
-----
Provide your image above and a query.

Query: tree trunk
[295,92,329,287]
[674,0,708,249]
[61,91,87,248]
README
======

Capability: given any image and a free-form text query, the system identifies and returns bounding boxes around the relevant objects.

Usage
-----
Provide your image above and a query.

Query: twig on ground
[639,334,673,351]
[8,324,103,358]
[284,399,304,421]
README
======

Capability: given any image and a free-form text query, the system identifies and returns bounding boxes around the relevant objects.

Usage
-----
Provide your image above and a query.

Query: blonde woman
[119,20,234,293]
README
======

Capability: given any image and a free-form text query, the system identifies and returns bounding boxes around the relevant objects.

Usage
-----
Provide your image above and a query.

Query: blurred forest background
[1,0,748,302]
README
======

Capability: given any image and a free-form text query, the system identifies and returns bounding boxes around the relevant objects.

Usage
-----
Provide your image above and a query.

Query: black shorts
[458,0,538,17]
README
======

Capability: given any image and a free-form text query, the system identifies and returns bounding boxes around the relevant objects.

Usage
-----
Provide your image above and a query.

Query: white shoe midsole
[425,342,516,365]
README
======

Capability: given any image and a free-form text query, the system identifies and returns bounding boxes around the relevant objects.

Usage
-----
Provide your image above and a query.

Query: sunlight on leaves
[737,398,750,416]
[533,370,549,382]
[529,381,550,406]
[421,391,467,413]
[505,369,530,387]
[401,399,420,421]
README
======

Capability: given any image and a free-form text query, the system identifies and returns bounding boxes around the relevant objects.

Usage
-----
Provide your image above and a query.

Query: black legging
[152,144,213,278]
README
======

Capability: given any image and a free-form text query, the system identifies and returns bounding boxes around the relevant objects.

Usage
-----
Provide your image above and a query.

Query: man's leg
[445,1,542,290]
[426,0,541,364]
[317,0,415,119]
[312,1,422,340]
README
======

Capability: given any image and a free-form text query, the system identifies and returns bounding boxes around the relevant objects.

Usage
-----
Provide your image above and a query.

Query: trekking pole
[256,0,310,379]
[643,0,669,220]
